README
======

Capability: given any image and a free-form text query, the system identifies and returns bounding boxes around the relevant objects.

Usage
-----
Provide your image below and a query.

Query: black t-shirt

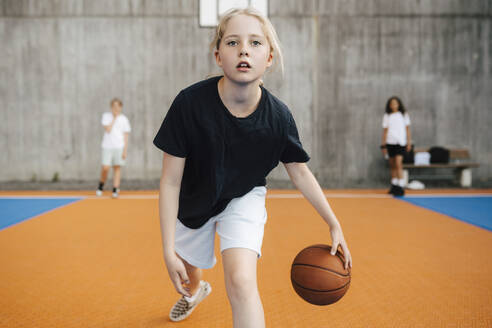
[154,76,309,228]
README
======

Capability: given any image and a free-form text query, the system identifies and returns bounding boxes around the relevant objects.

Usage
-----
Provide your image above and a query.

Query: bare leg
[395,155,404,179]
[389,157,397,180]
[100,165,110,183]
[177,254,202,296]
[223,248,265,328]
[113,165,121,189]
[168,254,208,322]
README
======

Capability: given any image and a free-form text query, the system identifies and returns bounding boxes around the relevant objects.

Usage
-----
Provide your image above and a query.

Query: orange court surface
[1,189,491,328]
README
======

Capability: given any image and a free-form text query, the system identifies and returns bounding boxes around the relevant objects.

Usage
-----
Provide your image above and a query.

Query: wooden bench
[402,148,479,187]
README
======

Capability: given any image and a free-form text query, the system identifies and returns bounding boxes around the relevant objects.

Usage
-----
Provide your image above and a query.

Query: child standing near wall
[154,8,352,327]
[96,98,131,198]
[381,96,412,196]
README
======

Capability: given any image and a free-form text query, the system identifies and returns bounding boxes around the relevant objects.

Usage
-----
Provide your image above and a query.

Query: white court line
[1,193,491,200]
[267,193,393,199]
[84,194,393,200]
[85,193,491,200]
[0,196,83,199]
[403,194,492,198]
[89,195,159,199]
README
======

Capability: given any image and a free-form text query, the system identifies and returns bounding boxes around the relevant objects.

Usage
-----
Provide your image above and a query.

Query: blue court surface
[402,196,492,231]
[0,197,82,230]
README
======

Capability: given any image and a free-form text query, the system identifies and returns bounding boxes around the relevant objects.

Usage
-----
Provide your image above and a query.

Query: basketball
[291,244,351,306]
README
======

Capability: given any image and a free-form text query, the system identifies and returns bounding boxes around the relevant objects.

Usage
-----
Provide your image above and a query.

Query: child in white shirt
[96,98,131,198]
[381,96,412,196]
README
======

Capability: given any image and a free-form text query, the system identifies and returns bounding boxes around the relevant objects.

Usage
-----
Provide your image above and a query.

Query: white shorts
[101,148,125,166]
[175,186,267,269]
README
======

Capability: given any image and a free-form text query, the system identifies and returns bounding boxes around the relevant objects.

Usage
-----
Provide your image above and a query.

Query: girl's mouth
[236,61,251,71]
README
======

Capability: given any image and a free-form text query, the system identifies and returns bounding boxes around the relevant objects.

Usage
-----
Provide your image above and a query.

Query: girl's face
[215,14,273,85]
[390,99,399,112]
[111,102,122,116]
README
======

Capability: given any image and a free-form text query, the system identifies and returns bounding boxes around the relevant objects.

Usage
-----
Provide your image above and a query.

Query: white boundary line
[2,193,491,200]
[0,196,83,199]
[268,193,393,199]
[403,194,492,198]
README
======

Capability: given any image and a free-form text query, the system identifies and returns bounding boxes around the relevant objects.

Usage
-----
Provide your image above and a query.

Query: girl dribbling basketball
[154,8,352,327]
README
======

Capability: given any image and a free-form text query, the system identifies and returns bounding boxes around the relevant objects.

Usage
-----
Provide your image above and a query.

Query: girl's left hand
[330,225,352,269]
[406,144,412,152]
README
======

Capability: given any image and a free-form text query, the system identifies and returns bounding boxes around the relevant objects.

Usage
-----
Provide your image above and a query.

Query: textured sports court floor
[1,189,491,328]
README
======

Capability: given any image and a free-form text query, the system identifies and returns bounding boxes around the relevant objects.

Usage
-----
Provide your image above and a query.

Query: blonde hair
[110,98,123,107]
[210,7,284,76]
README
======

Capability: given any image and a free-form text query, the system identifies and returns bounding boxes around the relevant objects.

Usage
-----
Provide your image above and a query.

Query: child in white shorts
[175,186,267,270]
[101,148,126,167]
[154,8,352,327]
[96,98,131,198]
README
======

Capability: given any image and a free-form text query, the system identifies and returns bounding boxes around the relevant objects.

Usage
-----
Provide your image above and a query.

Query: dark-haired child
[381,96,412,196]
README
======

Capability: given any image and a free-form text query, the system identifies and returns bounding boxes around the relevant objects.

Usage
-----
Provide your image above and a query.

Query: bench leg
[459,168,472,187]
[403,169,409,186]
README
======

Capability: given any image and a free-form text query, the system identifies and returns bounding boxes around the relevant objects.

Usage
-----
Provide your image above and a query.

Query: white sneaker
[169,280,212,322]
[96,189,102,197]
[112,189,119,198]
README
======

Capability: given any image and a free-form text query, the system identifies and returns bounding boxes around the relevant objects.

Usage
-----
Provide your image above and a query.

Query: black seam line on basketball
[292,263,350,277]
[306,245,347,264]
[292,279,350,293]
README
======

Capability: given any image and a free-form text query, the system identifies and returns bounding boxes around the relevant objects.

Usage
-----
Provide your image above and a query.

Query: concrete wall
[1,0,491,187]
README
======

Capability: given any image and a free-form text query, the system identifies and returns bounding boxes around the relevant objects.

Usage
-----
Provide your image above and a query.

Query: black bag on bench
[429,146,450,163]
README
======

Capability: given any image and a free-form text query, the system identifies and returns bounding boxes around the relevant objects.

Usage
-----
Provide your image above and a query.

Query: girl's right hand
[382,149,389,160]
[164,253,192,297]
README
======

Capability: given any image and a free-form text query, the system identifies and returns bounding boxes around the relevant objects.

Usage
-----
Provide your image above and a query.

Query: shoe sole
[169,282,212,322]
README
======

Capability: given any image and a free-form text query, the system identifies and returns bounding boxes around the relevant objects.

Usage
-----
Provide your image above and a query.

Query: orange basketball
[291,244,351,305]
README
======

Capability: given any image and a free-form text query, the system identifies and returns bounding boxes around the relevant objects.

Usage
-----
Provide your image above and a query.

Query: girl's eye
[252,40,261,46]
[226,40,238,46]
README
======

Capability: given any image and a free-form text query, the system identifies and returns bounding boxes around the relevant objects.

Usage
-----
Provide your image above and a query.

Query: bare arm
[103,115,117,133]
[382,128,388,157]
[122,132,129,159]
[159,152,191,296]
[283,162,352,268]
[406,126,412,151]
[382,127,388,145]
